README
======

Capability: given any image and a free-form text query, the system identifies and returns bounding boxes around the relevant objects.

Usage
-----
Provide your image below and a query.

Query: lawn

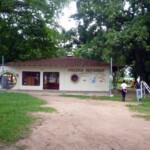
[0,92,56,144]
[61,94,129,101]
[127,97,150,120]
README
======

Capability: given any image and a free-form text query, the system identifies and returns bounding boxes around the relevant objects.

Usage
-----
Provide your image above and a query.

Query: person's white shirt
[121,82,127,89]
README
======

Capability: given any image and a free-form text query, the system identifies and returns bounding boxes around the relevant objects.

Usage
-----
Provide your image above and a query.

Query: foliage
[113,68,125,87]
[0,0,69,62]
[70,0,150,83]
[0,92,56,144]
[55,29,75,57]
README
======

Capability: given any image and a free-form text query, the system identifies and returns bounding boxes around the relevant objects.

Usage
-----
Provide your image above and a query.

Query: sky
[58,1,77,30]
[58,1,129,31]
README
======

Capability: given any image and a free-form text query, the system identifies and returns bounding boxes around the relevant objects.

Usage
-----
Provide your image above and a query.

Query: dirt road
[6,94,150,150]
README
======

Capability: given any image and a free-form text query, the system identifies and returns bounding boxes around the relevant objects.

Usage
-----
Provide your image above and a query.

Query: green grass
[127,97,150,120]
[0,92,56,144]
[96,95,124,101]
[61,94,91,100]
[61,94,131,101]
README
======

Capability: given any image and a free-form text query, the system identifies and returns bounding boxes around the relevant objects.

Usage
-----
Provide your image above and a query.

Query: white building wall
[1,66,110,92]
[61,67,109,91]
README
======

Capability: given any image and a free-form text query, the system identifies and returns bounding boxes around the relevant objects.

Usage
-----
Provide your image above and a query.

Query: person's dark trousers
[121,89,126,102]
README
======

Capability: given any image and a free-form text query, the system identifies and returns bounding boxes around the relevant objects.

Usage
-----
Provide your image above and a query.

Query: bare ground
[2,93,150,150]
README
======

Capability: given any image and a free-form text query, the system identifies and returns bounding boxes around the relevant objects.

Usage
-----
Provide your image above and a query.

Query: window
[22,72,40,86]
[43,72,59,89]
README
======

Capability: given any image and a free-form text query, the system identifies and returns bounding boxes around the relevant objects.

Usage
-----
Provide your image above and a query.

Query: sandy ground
[2,93,150,150]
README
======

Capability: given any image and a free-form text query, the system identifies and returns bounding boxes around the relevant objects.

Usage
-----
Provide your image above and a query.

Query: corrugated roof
[5,57,110,67]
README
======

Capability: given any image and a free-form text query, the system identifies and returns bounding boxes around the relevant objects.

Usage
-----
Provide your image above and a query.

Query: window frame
[22,71,40,86]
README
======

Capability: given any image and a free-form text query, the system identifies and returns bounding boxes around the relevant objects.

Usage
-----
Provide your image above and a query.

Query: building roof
[6,57,110,67]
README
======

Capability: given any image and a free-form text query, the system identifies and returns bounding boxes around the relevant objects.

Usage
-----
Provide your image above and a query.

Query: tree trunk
[135,48,146,81]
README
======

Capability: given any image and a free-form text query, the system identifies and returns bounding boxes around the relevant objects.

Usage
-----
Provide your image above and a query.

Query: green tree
[71,0,150,83]
[55,29,74,57]
[0,0,69,62]
[71,0,126,63]
[122,0,150,82]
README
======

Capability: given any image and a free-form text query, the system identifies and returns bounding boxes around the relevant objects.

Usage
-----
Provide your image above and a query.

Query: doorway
[43,72,59,89]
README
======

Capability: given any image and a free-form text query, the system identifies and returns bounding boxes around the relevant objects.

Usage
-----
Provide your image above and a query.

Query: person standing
[121,80,128,102]
[135,80,141,101]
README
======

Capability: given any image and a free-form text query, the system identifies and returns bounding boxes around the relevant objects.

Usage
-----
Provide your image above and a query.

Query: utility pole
[110,57,113,97]
[1,56,4,89]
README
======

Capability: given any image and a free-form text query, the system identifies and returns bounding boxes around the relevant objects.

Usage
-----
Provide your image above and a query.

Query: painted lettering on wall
[68,69,104,72]
[68,69,84,72]
[68,68,106,84]
[85,69,104,72]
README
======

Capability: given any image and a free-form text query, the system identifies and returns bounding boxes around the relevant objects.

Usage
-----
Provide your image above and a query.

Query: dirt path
[6,94,150,150]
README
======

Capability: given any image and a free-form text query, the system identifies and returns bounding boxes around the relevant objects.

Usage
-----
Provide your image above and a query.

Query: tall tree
[122,0,150,82]
[71,0,150,83]
[0,0,69,62]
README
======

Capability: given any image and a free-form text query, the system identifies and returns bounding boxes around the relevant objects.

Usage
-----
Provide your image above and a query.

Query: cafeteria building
[0,56,117,92]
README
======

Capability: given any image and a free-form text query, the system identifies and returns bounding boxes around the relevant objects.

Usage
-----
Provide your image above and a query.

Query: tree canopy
[0,0,150,83]
[70,0,150,83]
[0,0,69,62]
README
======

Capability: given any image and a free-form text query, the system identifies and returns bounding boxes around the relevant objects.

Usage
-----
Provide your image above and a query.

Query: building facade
[0,57,111,92]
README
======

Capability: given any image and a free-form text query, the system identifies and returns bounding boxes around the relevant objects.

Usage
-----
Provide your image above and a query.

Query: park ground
[2,91,150,150]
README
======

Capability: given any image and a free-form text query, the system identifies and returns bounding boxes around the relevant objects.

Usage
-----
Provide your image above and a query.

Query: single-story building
[0,56,120,92]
